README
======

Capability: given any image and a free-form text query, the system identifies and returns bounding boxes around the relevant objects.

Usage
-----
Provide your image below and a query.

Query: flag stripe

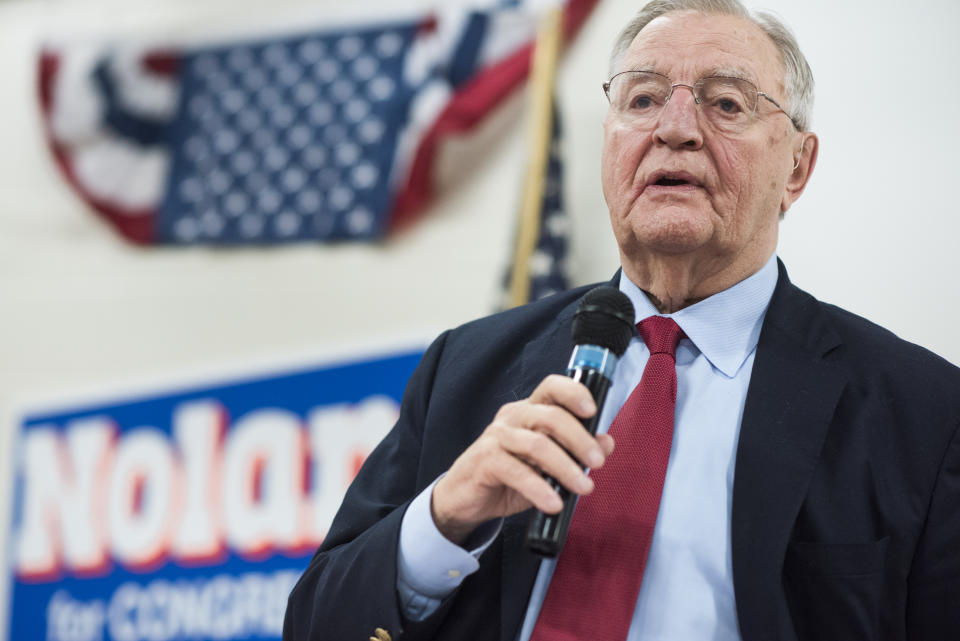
[449,12,489,88]
[39,52,157,244]
[390,0,598,232]
[95,63,170,146]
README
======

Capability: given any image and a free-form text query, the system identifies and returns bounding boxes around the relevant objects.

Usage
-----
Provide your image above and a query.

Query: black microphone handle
[525,364,612,558]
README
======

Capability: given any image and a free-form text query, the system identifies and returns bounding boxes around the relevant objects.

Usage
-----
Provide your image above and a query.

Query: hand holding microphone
[430,287,635,552]
[525,286,635,556]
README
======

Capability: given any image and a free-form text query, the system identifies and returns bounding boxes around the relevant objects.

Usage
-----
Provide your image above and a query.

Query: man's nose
[652,85,703,150]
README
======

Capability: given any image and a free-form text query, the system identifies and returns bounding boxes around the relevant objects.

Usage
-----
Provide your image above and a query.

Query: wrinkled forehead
[618,11,785,93]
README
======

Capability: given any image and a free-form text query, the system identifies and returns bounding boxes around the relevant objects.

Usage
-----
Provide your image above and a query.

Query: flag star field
[159,27,416,243]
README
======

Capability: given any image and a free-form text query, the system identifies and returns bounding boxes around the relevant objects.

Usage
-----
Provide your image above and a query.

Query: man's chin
[621,208,715,256]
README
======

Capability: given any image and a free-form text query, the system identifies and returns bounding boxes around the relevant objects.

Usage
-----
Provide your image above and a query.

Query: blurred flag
[527,104,570,301]
[38,0,598,245]
[503,101,570,305]
[503,8,570,308]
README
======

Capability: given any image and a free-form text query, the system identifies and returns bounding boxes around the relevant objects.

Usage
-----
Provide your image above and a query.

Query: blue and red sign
[6,346,424,641]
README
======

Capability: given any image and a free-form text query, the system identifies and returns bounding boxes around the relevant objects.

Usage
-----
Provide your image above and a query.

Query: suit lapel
[498,294,581,641]
[732,261,848,641]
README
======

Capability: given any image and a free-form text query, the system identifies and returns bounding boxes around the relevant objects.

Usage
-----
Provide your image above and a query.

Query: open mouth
[645,171,701,193]
[656,177,691,187]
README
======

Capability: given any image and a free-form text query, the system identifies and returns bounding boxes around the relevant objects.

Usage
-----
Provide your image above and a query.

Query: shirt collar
[618,254,779,377]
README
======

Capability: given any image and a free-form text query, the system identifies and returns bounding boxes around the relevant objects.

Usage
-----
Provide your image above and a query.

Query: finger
[433,452,556,543]
[496,424,594,497]
[493,452,566,514]
[528,374,596,419]
[596,432,615,459]
[507,402,606,469]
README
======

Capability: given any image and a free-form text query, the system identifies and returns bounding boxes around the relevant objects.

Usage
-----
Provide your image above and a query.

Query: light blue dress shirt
[397,254,779,640]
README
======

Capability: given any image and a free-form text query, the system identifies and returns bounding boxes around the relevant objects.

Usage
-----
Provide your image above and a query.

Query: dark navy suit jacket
[284,262,960,641]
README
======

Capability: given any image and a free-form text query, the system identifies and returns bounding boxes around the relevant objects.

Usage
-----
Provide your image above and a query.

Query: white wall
[2,0,959,628]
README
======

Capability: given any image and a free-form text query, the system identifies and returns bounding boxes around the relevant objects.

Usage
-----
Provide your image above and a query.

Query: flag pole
[507,7,564,308]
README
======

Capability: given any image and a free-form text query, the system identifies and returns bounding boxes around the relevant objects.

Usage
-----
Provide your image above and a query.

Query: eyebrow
[707,67,757,84]
[623,63,759,86]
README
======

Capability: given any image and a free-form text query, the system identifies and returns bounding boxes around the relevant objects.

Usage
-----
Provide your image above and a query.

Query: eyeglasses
[602,70,799,133]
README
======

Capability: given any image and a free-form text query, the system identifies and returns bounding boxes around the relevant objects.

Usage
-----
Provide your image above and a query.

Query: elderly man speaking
[284,1,960,640]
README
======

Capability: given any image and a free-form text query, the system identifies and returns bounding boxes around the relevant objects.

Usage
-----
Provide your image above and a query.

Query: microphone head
[571,286,636,357]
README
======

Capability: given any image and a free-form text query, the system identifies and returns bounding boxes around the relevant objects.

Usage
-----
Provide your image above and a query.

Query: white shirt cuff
[396,477,500,619]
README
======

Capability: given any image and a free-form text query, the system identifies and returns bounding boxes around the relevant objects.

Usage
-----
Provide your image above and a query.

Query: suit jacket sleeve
[283,330,455,641]
[906,417,960,638]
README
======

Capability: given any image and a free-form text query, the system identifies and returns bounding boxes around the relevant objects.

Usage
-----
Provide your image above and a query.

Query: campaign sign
[6,346,424,641]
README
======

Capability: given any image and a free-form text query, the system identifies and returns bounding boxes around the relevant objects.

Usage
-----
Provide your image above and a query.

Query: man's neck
[620,249,774,314]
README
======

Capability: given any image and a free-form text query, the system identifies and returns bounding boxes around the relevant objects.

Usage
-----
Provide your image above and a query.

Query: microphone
[525,286,635,557]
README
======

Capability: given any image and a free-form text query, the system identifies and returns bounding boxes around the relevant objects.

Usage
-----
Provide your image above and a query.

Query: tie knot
[637,316,684,356]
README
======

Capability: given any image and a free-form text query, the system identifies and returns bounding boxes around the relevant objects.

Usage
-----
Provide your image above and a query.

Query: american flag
[38,0,598,245]
[527,104,570,301]
[502,98,570,306]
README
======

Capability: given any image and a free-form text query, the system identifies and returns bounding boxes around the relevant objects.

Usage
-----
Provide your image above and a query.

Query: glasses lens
[696,77,759,130]
[607,72,670,126]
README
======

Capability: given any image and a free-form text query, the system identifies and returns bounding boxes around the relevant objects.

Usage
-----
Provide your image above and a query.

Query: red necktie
[529,316,685,641]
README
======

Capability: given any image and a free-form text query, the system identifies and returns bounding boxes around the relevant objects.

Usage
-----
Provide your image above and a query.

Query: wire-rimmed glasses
[602,70,798,133]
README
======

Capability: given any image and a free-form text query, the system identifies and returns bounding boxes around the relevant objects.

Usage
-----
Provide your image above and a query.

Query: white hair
[610,0,815,131]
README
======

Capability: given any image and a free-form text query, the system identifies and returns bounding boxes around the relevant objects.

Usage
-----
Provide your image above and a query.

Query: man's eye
[709,96,745,116]
[627,90,667,110]
[629,94,654,110]
[719,98,741,112]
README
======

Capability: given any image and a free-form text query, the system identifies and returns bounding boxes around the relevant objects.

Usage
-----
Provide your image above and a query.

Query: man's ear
[781,132,818,214]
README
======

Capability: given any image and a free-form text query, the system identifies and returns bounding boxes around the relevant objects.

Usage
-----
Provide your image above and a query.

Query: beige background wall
[2,0,959,634]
